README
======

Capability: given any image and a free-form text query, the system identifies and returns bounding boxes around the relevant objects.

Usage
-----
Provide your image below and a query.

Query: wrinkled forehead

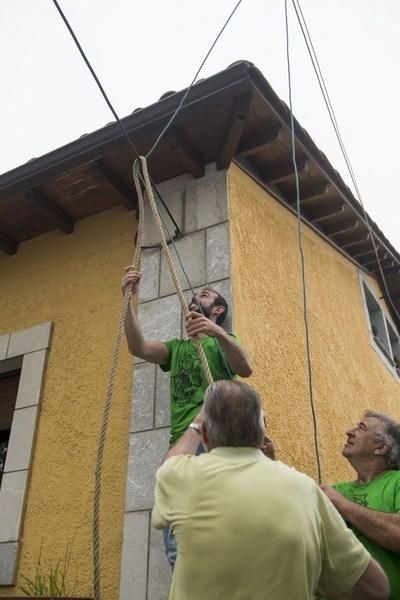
[362,416,384,433]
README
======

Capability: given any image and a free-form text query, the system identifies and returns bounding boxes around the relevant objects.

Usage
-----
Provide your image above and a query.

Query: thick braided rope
[138,156,214,385]
[92,165,145,600]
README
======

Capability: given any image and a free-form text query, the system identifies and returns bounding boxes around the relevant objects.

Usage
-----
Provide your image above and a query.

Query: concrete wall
[228,163,400,483]
[0,207,135,598]
[119,164,231,600]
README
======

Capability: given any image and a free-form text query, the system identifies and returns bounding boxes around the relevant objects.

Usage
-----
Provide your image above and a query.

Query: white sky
[1,0,399,247]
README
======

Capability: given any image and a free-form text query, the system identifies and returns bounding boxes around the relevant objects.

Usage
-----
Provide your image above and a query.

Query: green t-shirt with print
[161,336,235,445]
[333,472,400,600]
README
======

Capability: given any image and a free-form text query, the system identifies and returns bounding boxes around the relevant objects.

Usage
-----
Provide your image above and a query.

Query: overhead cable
[51,0,181,237]
[284,0,322,484]
[292,0,400,322]
[146,0,245,158]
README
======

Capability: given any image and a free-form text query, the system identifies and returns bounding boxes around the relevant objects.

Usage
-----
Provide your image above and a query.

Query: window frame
[0,322,52,586]
[359,273,400,381]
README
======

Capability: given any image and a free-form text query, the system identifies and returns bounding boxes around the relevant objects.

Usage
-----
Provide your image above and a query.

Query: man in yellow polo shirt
[152,381,389,600]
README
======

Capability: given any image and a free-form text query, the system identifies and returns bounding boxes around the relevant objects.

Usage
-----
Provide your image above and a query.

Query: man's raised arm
[185,311,252,377]
[122,268,170,365]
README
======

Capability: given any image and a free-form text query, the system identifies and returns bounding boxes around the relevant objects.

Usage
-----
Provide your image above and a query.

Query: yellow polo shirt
[152,447,370,600]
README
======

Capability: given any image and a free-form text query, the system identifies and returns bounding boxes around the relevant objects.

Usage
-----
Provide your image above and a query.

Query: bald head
[203,380,265,449]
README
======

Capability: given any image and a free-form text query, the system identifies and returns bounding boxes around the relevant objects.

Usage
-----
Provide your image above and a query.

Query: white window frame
[0,322,52,586]
[359,273,400,381]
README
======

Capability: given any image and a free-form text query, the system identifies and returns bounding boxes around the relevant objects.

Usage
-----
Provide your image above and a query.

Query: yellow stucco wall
[0,207,136,598]
[228,164,400,483]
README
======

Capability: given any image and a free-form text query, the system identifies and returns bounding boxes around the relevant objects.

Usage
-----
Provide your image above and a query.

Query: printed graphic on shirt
[351,493,369,507]
[171,348,203,405]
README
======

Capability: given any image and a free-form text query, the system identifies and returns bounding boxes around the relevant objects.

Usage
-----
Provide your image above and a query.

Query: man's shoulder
[157,454,201,482]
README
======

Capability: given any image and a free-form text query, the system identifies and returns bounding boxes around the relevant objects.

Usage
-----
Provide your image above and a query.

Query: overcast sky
[1,0,399,247]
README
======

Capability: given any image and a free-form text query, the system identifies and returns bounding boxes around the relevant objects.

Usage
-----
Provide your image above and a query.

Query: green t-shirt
[161,336,236,445]
[333,472,400,600]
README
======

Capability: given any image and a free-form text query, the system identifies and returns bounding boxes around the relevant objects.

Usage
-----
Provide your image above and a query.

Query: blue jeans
[163,443,205,570]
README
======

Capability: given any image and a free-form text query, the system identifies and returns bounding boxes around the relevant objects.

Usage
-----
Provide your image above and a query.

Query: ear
[212,305,225,318]
[374,441,390,457]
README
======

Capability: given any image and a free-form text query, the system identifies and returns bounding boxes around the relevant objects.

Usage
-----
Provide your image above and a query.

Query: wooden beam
[94,161,136,210]
[306,202,345,224]
[236,125,281,158]
[217,91,253,169]
[361,254,390,268]
[0,230,18,255]
[351,247,377,259]
[266,158,307,185]
[323,218,359,237]
[27,189,74,234]
[340,233,370,249]
[288,182,330,205]
[171,126,204,179]
[373,265,400,276]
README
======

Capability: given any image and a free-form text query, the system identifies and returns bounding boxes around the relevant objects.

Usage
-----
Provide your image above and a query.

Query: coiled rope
[92,156,213,600]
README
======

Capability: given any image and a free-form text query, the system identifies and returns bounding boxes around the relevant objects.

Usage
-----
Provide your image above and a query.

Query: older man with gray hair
[321,410,400,600]
[152,381,389,600]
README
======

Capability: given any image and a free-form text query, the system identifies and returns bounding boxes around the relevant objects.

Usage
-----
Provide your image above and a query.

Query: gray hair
[364,410,400,470]
[203,380,265,449]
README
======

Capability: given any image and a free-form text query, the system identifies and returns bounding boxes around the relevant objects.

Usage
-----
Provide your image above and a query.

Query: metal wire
[291,0,400,323]
[284,0,322,484]
[145,0,245,158]
[51,0,181,238]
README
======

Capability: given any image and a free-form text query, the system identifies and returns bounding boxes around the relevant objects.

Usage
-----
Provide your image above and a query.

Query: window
[0,370,20,486]
[0,321,52,586]
[361,279,400,378]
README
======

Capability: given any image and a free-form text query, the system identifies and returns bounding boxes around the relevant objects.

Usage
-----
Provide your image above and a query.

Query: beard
[190,298,213,319]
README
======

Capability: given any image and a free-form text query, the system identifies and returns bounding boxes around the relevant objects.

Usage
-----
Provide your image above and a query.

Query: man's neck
[349,458,388,484]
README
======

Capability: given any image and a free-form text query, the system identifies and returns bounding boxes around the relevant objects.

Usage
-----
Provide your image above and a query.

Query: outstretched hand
[122,268,142,296]
[185,311,223,339]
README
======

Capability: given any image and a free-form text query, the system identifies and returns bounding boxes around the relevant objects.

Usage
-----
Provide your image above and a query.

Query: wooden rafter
[288,182,330,205]
[236,125,281,159]
[340,233,370,249]
[266,157,307,185]
[0,229,17,255]
[171,126,204,179]
[217,91,253,169]
[306,202,345,224]
[323,218,359,237]
[94,161,136,210]
[27,189,74,234]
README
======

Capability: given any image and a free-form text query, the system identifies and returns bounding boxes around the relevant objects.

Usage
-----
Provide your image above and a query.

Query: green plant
[18,544,78,597]
[394,355,400,369]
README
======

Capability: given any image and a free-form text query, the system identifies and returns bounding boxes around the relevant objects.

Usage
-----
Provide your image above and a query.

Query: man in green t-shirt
[122,268,252,566]
[320,410,400,600]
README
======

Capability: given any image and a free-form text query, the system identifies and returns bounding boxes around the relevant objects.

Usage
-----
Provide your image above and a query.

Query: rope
[92,165,145,600]
[93,155,215,600]
[135,156,214,385]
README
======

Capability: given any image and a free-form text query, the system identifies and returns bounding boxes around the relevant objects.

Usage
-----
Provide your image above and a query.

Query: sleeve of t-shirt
[316,487,370,598]
[393,474,400,513]
[151,455,189,529]
[159,339,176,373]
